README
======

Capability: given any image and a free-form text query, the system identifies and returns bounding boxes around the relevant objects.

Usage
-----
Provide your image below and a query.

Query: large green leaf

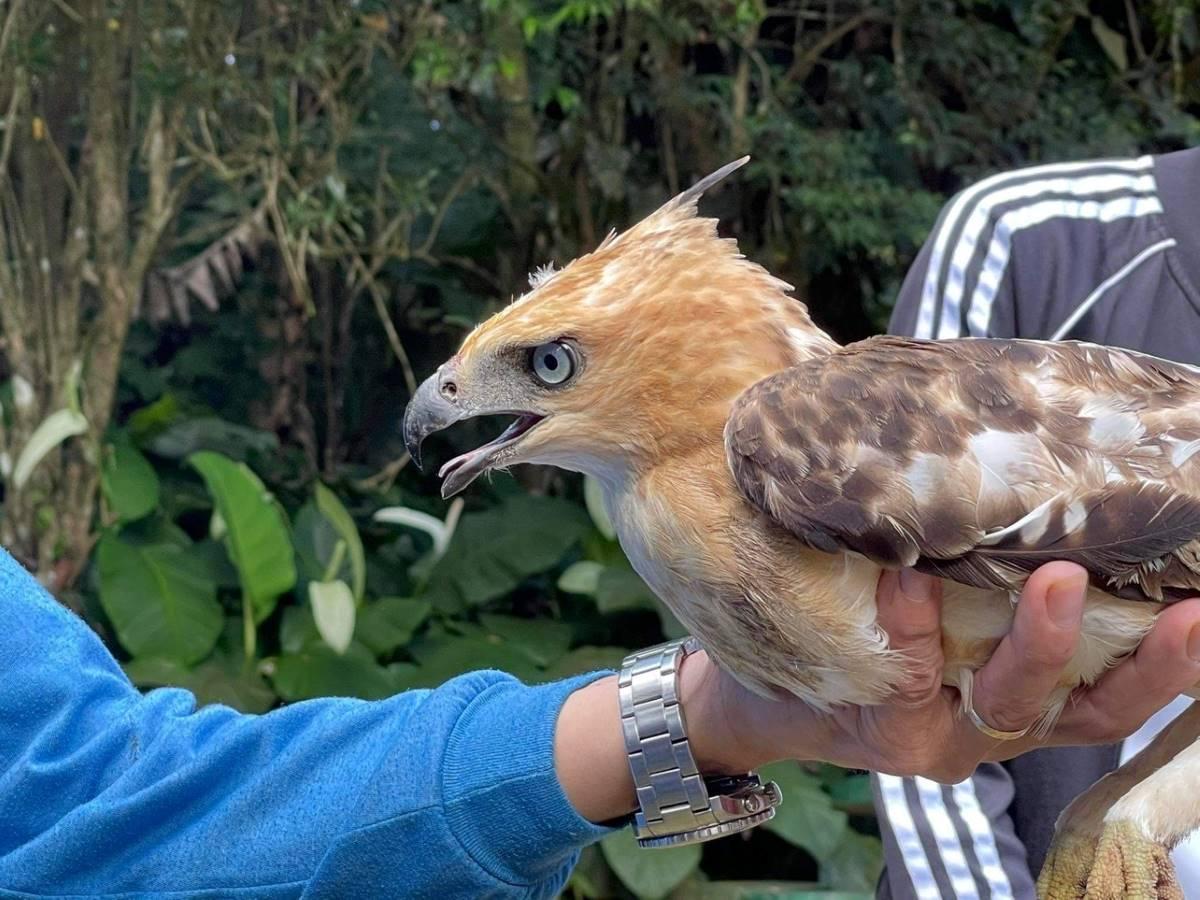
[124,653,275,713]
[397,635,541,689]
[600,828,701,900]
[540,645,627,680]
[189,451,296,622]
[820,831,884,892]
[479,613,572,666]
[97,535,223,665]
[595,563,657,614]
[269,644,396,700]
[760,762,849,863]
[101,438,160,523]
[355,595,431,656]
[188,538,242,589]
[315,483,365,600]
[423,494,591,612]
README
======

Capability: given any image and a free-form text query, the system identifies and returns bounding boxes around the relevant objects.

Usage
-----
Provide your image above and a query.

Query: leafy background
[1,0,1197,897]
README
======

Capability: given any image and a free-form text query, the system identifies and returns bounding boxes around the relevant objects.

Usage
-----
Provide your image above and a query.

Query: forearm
[0,548,611,898]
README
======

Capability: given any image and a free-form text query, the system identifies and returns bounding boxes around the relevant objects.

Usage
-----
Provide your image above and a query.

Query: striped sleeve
[873,768,1031,900]
[889,154,1164,340]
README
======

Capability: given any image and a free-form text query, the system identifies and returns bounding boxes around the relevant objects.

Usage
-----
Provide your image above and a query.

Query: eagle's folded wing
[725,336,1200,602]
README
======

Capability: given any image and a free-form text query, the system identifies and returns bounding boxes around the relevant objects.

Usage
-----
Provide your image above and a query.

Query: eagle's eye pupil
[531,341,577,386]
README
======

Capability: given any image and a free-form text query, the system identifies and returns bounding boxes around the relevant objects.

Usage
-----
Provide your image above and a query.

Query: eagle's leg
[1038,704,1200,900]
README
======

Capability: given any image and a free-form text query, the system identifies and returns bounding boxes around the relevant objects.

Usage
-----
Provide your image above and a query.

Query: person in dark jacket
[878,145,1200,899]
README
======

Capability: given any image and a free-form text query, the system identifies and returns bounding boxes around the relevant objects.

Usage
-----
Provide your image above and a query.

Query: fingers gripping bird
[404,158,1200,898]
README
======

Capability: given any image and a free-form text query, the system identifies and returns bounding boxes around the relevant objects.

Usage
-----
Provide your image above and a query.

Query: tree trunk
[0,0,182,590]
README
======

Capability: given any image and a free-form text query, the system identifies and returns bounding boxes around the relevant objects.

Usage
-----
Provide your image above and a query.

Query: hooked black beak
[403,372,463,472]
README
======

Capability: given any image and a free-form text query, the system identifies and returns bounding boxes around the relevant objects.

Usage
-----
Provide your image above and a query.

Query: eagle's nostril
[440,380,458,401]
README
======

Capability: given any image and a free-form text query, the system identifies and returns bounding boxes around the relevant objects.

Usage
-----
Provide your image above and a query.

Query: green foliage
[270,644,398,701]
[97,535,224,666]
[314,484,366,601]
[189,451,297,624]
[101,439,161,523]
[422,495,592,612]
[601,828,703,900]
[124,651,276,714]
[356,596,432,655]
[761,763,851,864]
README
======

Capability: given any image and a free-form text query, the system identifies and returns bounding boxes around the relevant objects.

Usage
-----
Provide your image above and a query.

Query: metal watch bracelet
[618,637,782,848]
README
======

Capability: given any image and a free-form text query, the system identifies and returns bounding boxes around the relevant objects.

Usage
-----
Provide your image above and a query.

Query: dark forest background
[0,0,1197,895]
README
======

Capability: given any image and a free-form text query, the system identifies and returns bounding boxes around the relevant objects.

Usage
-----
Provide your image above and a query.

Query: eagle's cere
[403,158,1200,896]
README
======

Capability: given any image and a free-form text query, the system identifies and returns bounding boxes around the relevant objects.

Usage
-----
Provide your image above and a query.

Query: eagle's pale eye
[530,341,577,386]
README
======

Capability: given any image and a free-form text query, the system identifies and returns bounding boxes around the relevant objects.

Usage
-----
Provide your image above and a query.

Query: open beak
[403,372,544,499]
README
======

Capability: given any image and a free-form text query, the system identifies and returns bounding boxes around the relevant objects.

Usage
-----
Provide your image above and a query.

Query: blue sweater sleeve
[0,549,612,898]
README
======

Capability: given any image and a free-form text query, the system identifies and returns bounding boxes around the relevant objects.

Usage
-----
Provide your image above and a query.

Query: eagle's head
[403,157,835,498]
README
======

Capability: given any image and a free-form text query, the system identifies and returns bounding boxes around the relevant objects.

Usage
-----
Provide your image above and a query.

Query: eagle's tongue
[438,445,493,499]
[437,415,543,498]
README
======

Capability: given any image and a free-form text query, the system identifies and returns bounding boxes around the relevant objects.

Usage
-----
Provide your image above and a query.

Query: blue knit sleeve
[0,549,612,898]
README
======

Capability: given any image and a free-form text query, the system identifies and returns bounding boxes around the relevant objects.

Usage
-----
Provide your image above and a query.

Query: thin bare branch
[0,0,27,60]
[351,451,410,494]
[783,9,882,85]
[47,0,83,25]
[0,76,26,182]
[368,280,416,394]
[418,167,477,256]
[38,117,80,198]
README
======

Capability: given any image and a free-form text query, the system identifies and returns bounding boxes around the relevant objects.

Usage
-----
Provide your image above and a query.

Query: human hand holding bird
[405,158,1200,897]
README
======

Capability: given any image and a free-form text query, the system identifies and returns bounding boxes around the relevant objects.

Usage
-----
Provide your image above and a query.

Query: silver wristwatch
[618,637,782,848]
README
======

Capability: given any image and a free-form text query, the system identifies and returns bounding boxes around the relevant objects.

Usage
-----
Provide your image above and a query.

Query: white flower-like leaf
[13,408,88,490]
[309,579,356,655]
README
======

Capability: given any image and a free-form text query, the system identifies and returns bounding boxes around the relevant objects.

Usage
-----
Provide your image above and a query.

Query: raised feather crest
[528,262,558,290]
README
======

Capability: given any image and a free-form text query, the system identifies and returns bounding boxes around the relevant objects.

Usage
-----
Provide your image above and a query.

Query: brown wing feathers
[726,336,1200,602]
[920,484,1200,600]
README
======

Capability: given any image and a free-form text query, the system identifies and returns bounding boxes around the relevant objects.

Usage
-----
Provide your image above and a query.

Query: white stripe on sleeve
[914,156,1153,339]
[945,170,1156,338]
[965,193,1163,336]
[950,779,1017,900]
[1048,238,1177,340]
[914,777,981,899]
[877,773,943,900]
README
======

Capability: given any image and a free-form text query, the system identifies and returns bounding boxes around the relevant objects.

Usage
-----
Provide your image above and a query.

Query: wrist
[554,674,637,824]
[678,650,833,772]
[677,650,769,773]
